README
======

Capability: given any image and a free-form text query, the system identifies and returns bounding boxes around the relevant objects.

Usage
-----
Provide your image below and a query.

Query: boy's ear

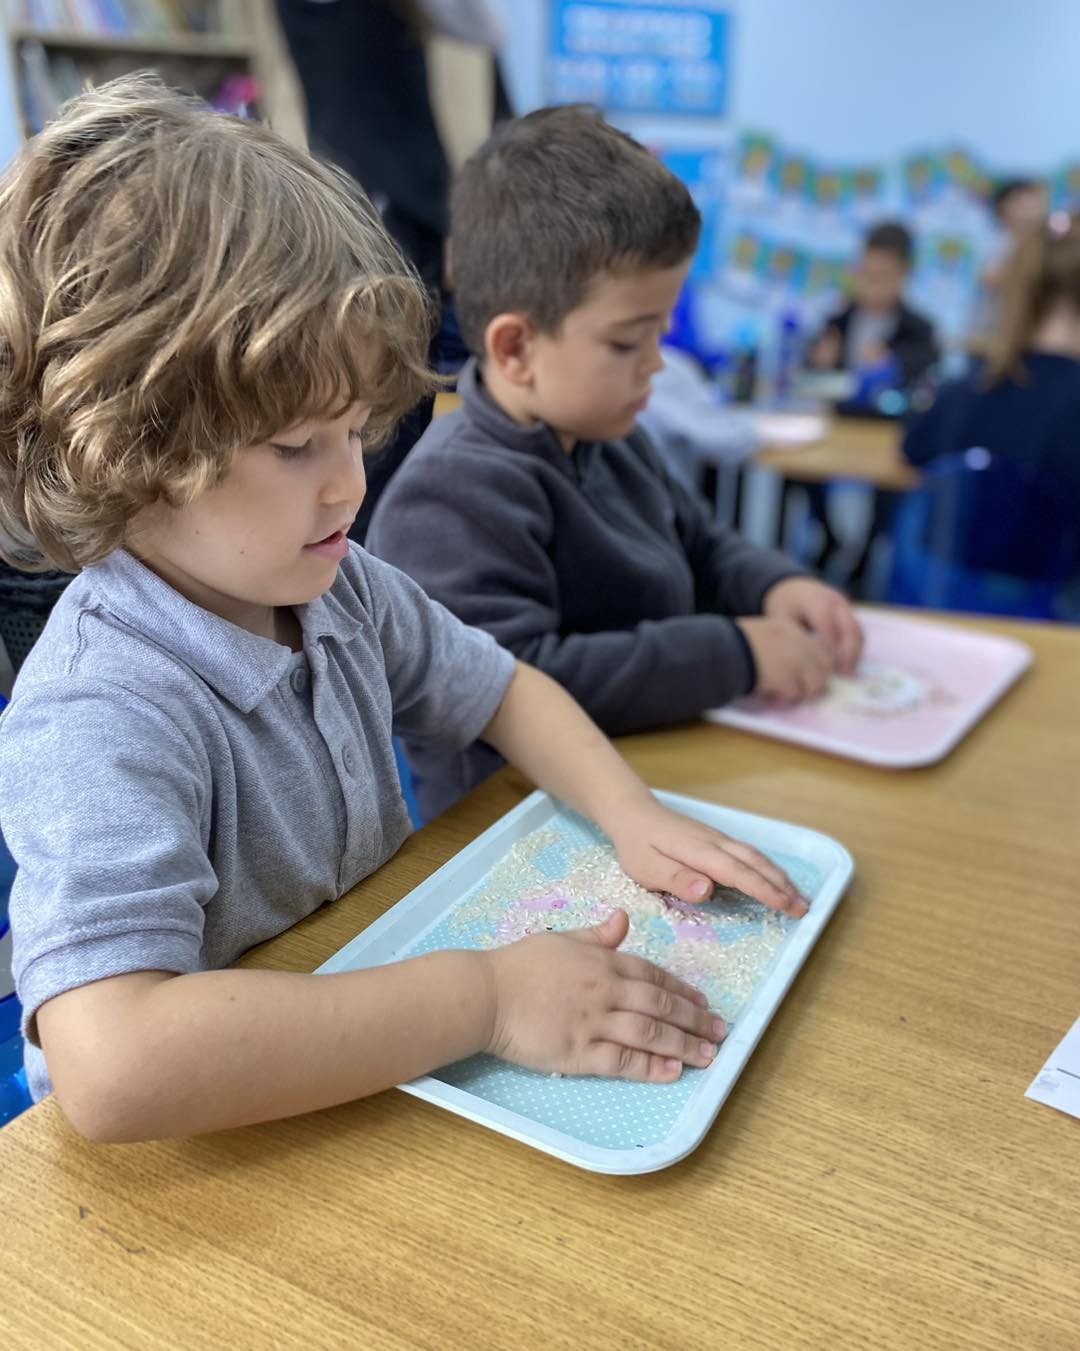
[485,312,537,386]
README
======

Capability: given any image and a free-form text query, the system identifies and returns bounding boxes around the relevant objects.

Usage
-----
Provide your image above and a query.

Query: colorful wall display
[540,1,1078,365]
[662,127,1076,363]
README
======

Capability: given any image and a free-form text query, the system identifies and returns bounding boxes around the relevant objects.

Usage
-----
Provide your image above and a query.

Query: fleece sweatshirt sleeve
[629,432,809,615]
[368,449,758,734]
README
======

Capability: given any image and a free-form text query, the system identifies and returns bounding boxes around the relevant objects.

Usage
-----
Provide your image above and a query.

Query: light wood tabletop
[1,613,1078,1351]
[754,414,919,491]
[434,391,918,493]
[433,389,463,420]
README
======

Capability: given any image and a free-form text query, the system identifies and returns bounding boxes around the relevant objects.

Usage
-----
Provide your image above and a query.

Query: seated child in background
[808,221,940,400]
[802,222,941,579]
[904,210,1080,504]
[367,107,862,822]
[969,178,1048,345]
[0,78,809,1142]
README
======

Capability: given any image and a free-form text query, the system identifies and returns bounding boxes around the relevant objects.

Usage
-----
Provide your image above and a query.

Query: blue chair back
[393,738,423,830]
[888,449,1080,618]
[0,691,32,1125]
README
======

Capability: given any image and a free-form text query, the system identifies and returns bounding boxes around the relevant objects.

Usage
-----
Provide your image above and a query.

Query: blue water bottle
[730,320,760,404]
[775,309,802,403]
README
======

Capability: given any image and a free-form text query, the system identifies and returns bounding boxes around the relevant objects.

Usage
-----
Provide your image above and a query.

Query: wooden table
[434,392,914,490]
[2,615,1078,1351]
[755,414,919,492]
[433,389,463,420]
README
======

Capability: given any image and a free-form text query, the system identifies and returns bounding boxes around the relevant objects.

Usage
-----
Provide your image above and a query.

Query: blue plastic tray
[319,790,853,1173]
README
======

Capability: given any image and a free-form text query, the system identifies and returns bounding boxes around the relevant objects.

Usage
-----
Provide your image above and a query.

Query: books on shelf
[17,35,252,133]
[11,0,219,36]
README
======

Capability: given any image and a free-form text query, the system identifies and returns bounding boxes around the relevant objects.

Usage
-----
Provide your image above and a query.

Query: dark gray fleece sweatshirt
[368,359,805,818]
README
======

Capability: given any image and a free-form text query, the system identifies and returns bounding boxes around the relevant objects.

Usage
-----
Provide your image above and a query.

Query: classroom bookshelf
[2,0,303,142]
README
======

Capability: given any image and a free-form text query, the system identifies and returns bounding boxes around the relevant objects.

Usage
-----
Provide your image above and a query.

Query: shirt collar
[458,357,582,475]
[85,549,365,713]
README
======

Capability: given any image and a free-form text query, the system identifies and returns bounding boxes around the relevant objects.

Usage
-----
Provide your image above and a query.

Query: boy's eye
[271,439,312,460]
[609,341,638,355]
[270,426,363,458]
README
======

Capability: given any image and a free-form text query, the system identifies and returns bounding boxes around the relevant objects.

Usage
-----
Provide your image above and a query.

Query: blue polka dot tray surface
[318,790,853,1174]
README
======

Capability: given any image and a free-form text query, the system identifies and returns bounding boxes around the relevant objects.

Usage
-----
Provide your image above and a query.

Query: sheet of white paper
[1026,1017,1080,1121]
[751,412,828,446]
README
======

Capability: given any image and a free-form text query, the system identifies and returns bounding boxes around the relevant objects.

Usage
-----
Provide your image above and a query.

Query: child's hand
[736,615,833,702]
[809,327,842,369]
[763,577,863,674]
[857,341,891,369]
[483,910,724,1082]
[606,795,808,917]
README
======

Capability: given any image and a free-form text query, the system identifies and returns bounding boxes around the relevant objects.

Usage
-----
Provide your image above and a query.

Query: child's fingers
[582,1042,686,1083]
[663,850,807,916]
[834,609,864,674]
[778,633,830,702]
[664,863,722,903]
[612,972,724,1040]
[567,908,629,949]
[814,598,862,675]
[713,837,803,903]
[662,832,803,905]
[799,659,831,701]
[803,635,834,688]
[601,1011,718,1068]
[613,951,710,1008]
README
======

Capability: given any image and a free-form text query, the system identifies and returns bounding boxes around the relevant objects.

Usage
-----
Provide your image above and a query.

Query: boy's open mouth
[304,529,349,558]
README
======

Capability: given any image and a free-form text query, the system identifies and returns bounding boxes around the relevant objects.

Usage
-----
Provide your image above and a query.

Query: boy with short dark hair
[369,106,862,821]
[809,221,939,388]
[804,221,940,577]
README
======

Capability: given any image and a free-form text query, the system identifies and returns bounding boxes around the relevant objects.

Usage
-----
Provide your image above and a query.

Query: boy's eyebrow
[606,311,666,328]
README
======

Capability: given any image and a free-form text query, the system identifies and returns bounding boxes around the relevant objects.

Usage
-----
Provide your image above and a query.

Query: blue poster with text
[548,0,730,117]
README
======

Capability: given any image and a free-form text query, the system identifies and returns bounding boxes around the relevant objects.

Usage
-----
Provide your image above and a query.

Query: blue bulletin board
[547,0,731,117]
[661,148,728,278]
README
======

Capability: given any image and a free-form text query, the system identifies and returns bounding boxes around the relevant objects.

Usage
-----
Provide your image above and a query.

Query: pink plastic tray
[707,609,1032,768]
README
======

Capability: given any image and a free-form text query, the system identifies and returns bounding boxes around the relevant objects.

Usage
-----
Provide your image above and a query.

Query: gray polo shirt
[0,545,515,1101]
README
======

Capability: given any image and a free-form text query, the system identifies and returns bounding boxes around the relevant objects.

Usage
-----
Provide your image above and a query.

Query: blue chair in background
[393,737,423,830]
[1,692,31,1126]
[0,907,31,1126]
[887,449,1080,619]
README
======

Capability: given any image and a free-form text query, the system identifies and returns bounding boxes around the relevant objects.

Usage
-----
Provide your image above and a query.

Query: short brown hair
[0,74,436,573]
[987,210,1080,383]
[865,221,914,267]
[449,105,701,355]
[993,178,1040,221]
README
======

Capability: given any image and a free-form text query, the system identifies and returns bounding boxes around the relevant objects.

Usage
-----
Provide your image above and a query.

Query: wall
[501,0,1080,354]
[503,0,1080,173]
[0,50,21,167]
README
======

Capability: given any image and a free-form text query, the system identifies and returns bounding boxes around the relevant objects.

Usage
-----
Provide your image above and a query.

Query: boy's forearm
[41,950,493,1141]
[481,662,654,837]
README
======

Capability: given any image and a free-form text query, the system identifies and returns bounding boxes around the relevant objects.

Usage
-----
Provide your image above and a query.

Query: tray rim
[318,789,854,1175]
[707,610,1033,769]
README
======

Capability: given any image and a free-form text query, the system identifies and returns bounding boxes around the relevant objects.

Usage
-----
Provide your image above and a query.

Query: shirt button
[290,667,309,694]
[342,744,355,776]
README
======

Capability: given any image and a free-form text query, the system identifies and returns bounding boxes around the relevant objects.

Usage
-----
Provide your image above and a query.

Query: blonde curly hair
[0,74,437,572]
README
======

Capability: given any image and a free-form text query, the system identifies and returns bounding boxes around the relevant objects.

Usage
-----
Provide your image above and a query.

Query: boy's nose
[324,437,367,506]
